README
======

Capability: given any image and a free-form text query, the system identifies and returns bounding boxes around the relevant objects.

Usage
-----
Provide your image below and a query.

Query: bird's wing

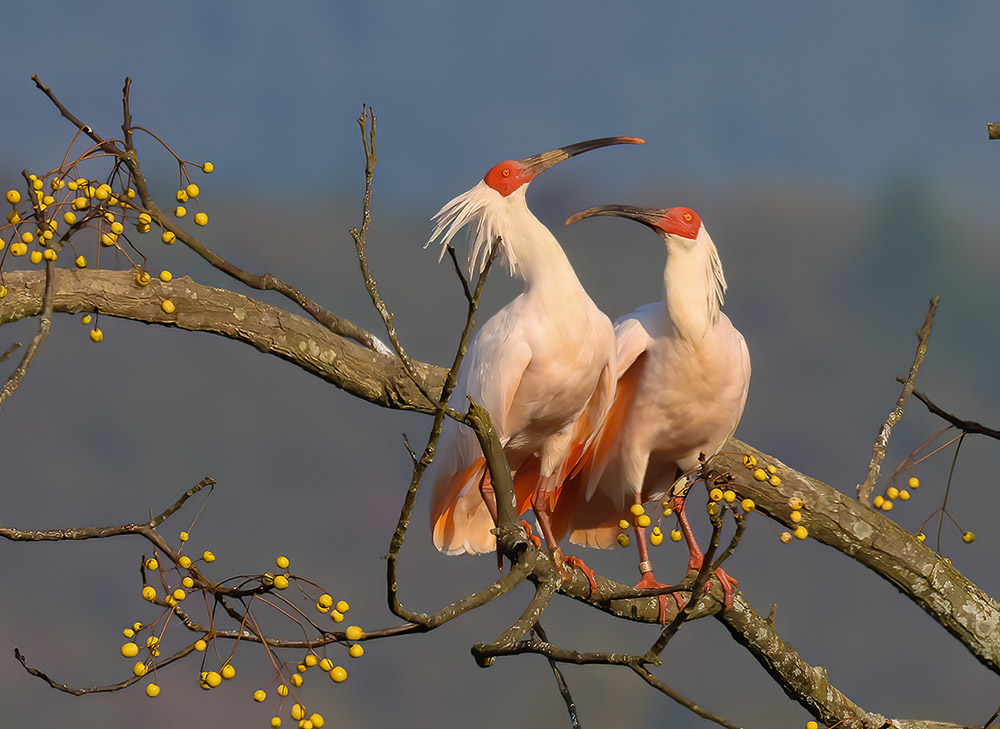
[579,310,655,501]
[429,320,532,555]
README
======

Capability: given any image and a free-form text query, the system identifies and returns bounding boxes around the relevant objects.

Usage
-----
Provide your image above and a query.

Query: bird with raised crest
[556,204,750,621]
[426,137,644,576]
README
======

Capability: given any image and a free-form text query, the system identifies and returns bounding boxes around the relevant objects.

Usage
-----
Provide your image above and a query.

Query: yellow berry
[790,511,802,523]
[142,585,156,601]
[174,206,186,218]
[741,498,755,511]
[277,684,289,696]
[176,190,188,203]
[110,221,124,235]
[121,642,139,658]
[0,286,6,299]
[274,575,289,590]
[202,162,214,173]
[319,658,333,672]
[317,594,334,608]
[908,477,920,489]
[706,501,721,515]
[64,211,77,225]
[6,189,20,204]
[335,600,349,613]
[618,519,629,530]
[100,233,116,246]
[709,488,724,502]
[72,197,88,210]
[161,300,176,314]
[290,673,304,688]
[95,185,110,200]
[650,531,663,546]
[629,504,645,516]
[881,500,894,512]
[173,589,186,601]
[779,531,792,544]
[271,719,282,729]
[123,628,134,638]
[136,271,151,287]
[146,636,159,649]
[6,210,20,223]
[75,255,87,268]
[179,531,189,542]
[202,550,215,562]
[873,495,884,508]
[276,556,290,569]
[182,576,194,588]
[309,715,325,729]
[127,188,136,198]
[886,487,899,500]
[349,644,364,658]
[899,489,910,500]
[159,270,173,282]
[162,230,176,244]
[21,231,34,244]
[145,683,160,698]
[793,526,808,540]
[752,468,767,481]
[145,558,159,570]
[963,531,976,543]
[329,666,347,683]
[90,328,104,343]
[723,490,736,503]
[742,454,757,468]
[330,610,344,622]
[304,654,318,667]
[807,722,819,729]
[768,475,782,487]
[787,497,804,510]
[133,662,148,677]
[194,211,208,226]
[767,464,777,474]
[916,532,926,542]
[297,663,307,673]
[291,704,305,721]
[636,514,651,528]
[662,506,673,517]
[221,664,236,680]
[254,689,267,702]
[199,671,221,690]
[670,529,683,542]
[30,250,43,264]
[179,555,192,568]
[616,533,630,547]
[137,212,152,225]
[186,183,200,199]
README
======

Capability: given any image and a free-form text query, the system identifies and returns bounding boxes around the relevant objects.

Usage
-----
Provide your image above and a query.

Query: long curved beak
[565,204,664,228]
[520,137,644,177]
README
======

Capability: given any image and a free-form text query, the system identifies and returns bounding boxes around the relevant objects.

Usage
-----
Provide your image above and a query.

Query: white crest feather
[425,180,522,278]
[702,227,727,326]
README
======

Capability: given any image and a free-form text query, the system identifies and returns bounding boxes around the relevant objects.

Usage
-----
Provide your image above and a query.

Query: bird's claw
[519,520,543,550]
[635,571,681,624]
[562,555,598,595]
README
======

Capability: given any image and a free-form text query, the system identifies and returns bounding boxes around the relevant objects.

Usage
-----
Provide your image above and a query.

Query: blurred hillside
[1,173,997,728]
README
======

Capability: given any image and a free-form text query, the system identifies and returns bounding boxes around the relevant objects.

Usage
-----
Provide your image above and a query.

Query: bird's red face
[656,207,702,240]
[483,160,533,197]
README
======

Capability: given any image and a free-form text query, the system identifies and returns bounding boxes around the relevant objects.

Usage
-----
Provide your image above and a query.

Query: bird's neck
[506,198,585,296]
[662,231,726,343]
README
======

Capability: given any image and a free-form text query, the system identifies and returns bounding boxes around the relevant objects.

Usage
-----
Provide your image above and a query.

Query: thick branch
[0,269,440,413]
[715,439,1000,674]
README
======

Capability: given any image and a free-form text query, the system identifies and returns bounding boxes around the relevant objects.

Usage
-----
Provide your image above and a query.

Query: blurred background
[1,2,999,727]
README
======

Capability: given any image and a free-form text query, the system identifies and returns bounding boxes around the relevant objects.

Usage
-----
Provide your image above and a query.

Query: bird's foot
[562,555,598,596]
[688,556,738,610]
[519,520,543,550]
[634,570,680,624]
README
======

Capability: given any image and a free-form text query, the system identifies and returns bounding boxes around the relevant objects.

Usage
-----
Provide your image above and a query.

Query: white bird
[557,204,750,618]
[427,137,644,563]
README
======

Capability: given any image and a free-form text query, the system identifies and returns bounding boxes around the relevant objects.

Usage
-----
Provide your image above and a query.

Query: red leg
[519,520,543,550]
[672,495,738,609]
[630,494,680,623]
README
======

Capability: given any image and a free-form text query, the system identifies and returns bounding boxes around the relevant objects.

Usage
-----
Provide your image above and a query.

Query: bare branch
[858,296,938,503]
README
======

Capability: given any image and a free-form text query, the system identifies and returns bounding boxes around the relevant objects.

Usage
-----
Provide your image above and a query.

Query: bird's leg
[530,488,597,594]
[672,494,738,609]
[632,495,678,624]
[477,470,506,571]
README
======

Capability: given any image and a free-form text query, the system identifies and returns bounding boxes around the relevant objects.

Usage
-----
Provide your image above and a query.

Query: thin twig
[899,380,1000,440]
[630,664,743,729]
[858,296,939,504]
[534,622,582,729]
[0,253,56,410]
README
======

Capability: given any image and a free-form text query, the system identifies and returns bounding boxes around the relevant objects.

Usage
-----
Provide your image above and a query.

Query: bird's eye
[501,168,511,177]
[683,212,693,222]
